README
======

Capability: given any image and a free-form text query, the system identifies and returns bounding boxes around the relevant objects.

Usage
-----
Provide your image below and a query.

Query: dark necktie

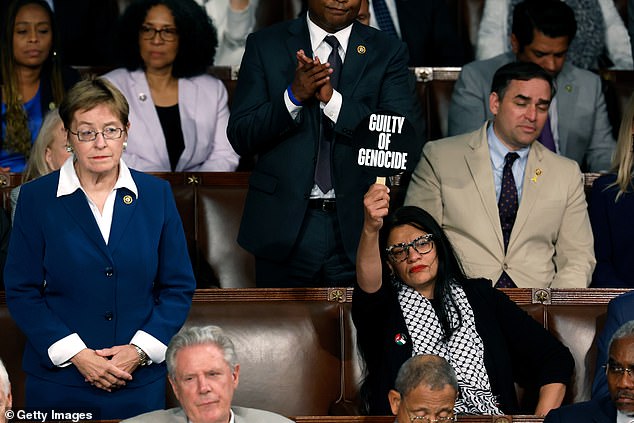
[372,0,397,36]
[314,36,342,193]
[495,152,519,288]
[538,115,557,152]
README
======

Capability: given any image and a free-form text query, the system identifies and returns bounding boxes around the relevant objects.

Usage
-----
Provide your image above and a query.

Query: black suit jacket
[352,278,574,415]
[227,17,423,262]
[544,396,616,423]
[393,0,468,66]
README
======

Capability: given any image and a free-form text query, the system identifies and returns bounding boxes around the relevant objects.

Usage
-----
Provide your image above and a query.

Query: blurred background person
[0,0,79,172]
[357,0,370,25]
[195,0,257,66]
[476,0,632,69]
[0,358,11,423]
[105,0,239,172]
[9,108,69,221]
[388,355,458,423]
[354,184,573,415]
[4,78,195,418]
[589,92,634,288]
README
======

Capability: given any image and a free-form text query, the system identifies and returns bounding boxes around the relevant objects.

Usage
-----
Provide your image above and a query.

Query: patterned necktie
[372,0,397,36]
[314,36,342,193]
[495,152,519,288]
[538,115,557,152]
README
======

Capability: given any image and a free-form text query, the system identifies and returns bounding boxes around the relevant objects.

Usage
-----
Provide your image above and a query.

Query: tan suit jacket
[405,124,595,288]
[121,406,294,423]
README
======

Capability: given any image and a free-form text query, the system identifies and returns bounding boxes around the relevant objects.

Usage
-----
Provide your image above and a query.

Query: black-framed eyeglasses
[139,25,178,41]
[605,362,634,378]
[68,127,126,142]
[385,234,434,263]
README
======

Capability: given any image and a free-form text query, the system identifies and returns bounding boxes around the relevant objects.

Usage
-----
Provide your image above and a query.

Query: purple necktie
[314,36,341,193]
[495,152,519,288]
[538,115,557,152]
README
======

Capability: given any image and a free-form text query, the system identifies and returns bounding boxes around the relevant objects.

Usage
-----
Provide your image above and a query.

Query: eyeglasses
[139,25,178,42]
[68,127,126,142]
[605,362,634,378]
[407,416,455,423]
[385,234,434,263]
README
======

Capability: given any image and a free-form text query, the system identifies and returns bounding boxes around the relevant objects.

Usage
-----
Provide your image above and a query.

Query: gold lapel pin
[357,45,366,54]
[531,168,542,183]
[565,85,573,92]
[123,195,133,205]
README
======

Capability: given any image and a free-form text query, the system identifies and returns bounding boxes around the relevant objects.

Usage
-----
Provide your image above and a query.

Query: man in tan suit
[405,61,594,288]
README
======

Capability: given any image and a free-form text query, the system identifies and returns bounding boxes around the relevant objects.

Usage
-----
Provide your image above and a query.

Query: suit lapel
[554,64,578,156]
[339,23,370,97]
[464,126,504,251]
[60,190,110,258]
[129,70,169,166]
[508,142,544,251]
[107,188,137,255]
[176,77,198,171]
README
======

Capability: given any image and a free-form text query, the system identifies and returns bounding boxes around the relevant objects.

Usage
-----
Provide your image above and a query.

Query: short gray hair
[394,354,459,396]
[608,320,634,356]
[166,325,238,377]
[0,358,10,399]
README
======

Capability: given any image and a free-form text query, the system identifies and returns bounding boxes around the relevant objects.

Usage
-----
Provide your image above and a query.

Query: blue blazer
[544,396,615,423]
[592,291,634,399]
[4,169,195,388]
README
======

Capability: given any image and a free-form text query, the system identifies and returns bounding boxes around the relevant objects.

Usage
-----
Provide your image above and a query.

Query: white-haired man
[0,358,12,423]
[122,325,293,423]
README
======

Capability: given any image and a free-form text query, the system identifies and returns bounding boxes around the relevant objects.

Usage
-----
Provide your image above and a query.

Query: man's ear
[489,92,500,116]
[388,389,401,416]
[168,376,180,403]
[232,363,240,389]
[510,33,520,55]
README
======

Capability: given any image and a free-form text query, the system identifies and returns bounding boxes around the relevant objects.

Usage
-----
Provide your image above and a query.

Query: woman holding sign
[352,184,573,416]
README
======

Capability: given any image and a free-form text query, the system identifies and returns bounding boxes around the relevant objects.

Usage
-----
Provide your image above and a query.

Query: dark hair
[490,61,555,101]
[1,0,65,156]
[380,206,465,340]
[113,0,218,78]
[512,0,577,52]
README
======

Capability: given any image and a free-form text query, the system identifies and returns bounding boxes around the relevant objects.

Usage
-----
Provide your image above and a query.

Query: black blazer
[394,0,468,66]
[352,278,574,415]
[227,17,423,262]
[544,396,615,423]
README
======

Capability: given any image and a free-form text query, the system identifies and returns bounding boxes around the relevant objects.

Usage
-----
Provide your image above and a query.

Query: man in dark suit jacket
[545,321,634,423]
[593,291,634,399]
[228,0,422,287]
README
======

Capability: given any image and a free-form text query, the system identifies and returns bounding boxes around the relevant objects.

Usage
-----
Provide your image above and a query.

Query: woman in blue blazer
[589,92,634,287]
[4,78,196,419]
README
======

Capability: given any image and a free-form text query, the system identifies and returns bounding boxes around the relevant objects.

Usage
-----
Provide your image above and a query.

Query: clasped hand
[289,49,334,104]
[70,344,140,392]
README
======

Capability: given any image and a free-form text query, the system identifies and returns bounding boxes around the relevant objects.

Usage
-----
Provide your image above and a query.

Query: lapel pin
[48,102,56,111]
[531,168,542,183]
[394,333,407,346]
[357,45,366,54]
[123,195,133,205]
[138,93,147,101]
[565,85,573,92]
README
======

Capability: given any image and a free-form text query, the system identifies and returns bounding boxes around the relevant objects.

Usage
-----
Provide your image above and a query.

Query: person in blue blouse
[0,0,79,172]
[4,77,196,419]
[589,92,634,287]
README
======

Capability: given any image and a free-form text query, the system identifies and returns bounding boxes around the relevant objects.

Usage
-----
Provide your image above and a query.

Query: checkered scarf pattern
[397,282,501,414]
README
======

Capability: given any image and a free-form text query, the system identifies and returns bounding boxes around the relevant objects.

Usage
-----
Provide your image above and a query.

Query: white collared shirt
[617,409,634,423]
[487,123,530,202]
[188,409,235,423]
[48,158,165,367]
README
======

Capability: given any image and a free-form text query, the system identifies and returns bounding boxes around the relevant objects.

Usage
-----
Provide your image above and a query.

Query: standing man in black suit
[544,320,634,423]
[228,0,422,287]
